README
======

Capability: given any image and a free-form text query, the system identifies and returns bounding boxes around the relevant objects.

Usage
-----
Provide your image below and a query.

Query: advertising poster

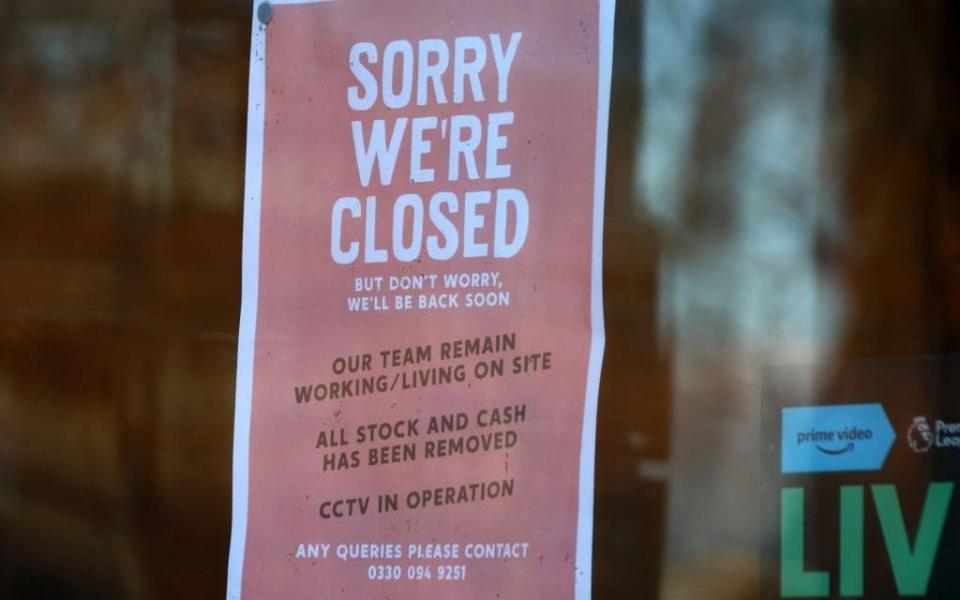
[227,0,613,598]
[762,359,960,598]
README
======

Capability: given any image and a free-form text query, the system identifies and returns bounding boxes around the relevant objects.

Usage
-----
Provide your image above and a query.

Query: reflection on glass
[2,0,959,598]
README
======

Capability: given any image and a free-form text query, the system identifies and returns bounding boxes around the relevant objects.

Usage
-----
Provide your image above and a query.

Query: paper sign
[227,1,613,597]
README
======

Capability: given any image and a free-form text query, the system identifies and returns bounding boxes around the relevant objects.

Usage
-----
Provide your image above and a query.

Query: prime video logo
[782,404,896,474]
[797,425,872,456]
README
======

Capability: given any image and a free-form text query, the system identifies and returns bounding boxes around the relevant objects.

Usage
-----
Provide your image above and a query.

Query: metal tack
[257,2,274,26]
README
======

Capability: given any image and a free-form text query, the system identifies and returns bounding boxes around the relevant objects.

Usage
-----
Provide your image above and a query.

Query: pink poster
[228,1,613,598]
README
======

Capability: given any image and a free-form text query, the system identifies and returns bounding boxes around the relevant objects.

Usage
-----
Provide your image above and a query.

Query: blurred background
[1,0,959,598]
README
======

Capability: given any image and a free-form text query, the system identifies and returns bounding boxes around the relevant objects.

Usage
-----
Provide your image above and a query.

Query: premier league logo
[908,416,934,453]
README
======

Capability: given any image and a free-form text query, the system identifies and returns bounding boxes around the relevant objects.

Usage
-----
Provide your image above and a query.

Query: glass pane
[2,0,958,598]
